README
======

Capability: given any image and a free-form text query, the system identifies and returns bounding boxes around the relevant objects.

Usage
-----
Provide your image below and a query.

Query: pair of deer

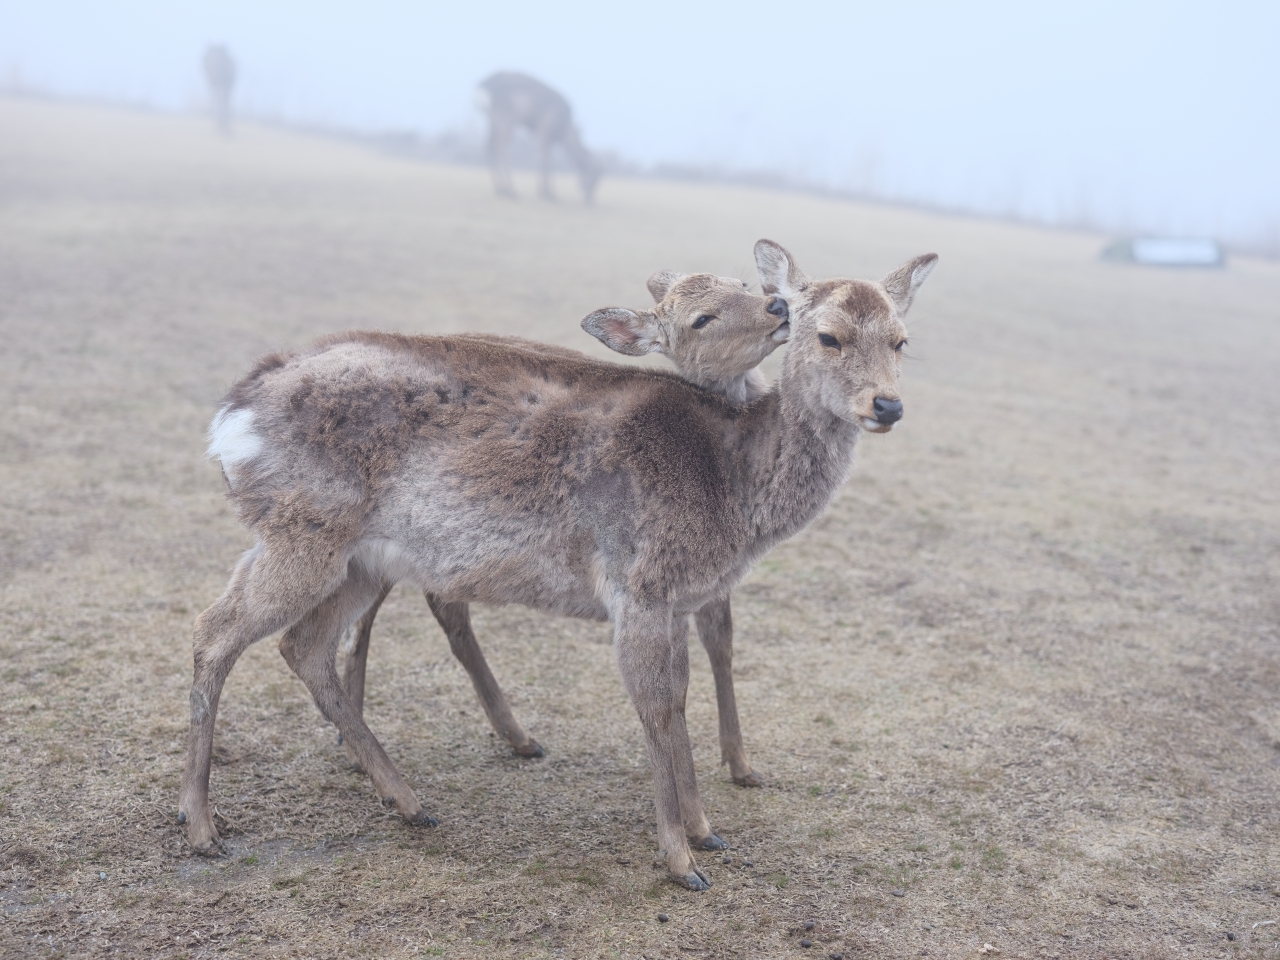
[180,240,937,891]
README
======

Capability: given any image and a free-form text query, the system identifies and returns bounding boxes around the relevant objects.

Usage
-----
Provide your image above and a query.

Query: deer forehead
[666,274,756,313]
[803,280,901,336]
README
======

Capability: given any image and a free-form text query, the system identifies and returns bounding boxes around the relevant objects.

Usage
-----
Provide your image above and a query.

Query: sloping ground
[1,95,1278,959]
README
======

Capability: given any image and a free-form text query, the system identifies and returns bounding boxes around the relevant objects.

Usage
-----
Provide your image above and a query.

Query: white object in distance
[1101,237,1223,267]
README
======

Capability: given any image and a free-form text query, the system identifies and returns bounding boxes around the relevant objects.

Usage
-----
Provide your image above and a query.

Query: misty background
[2,0,1277,254]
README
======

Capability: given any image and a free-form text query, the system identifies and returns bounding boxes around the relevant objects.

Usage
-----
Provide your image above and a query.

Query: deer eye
[894,339,908,351]
[818,333,841,350]
[691,314,714,330]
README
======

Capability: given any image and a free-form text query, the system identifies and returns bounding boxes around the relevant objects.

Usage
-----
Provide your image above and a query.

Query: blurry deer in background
[340,270,794,787]
[203,45,236,137]
[475,71,600,204]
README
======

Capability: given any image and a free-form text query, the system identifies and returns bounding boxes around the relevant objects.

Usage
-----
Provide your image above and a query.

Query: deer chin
[861,417,895,434]
[770,321,791,342]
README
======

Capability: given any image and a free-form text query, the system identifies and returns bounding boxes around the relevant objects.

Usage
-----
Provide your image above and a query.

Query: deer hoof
[514,741,545,759]
[408,810,440,828]
[191,837,226,858]
[696,833,729,851]
[732,770,764,788]
[677,870,712,892]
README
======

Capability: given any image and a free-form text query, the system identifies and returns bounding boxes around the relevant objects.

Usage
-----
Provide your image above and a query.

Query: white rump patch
[207,406,263,466]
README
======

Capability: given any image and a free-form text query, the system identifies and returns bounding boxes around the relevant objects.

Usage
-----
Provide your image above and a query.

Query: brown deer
[475,71,600,204]
[339,271,793,787]
[179,240,937,890]
[202,45,236,137]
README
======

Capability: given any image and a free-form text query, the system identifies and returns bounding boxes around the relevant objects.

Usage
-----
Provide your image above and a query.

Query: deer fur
[475,71,599,204]
[179,240,937,890]
[340,272,792,786]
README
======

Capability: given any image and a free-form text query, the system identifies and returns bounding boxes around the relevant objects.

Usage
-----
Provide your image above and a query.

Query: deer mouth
[770,320,791,342]
[860,417,895,434]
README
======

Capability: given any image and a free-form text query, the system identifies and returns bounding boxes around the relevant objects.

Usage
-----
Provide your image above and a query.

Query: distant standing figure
[203,45,237,136]
[475,71,600,204]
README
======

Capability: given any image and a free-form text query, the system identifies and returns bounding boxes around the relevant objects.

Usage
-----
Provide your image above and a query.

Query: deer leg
[278,570,437,829]
[425,593,544,758]
[337,583,392,771]
[669,616,726,850]
[563,124,596,204]
[613,598,710,891]
[179,542,349,856]
[695,596,762,787]
[489,119,516,198]
[537,132,556,201]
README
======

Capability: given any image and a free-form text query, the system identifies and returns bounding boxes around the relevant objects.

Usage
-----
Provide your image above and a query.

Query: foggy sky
[3,0,1277,251]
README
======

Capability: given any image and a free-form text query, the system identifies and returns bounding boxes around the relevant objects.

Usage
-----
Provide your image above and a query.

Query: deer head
[581,272,790,402]
[755,239,936,432]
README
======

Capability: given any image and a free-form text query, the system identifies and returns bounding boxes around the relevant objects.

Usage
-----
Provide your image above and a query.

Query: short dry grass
[2,96,1279,959]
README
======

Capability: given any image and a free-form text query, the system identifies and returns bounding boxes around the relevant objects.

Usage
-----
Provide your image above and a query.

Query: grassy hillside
[2,95,1278,959]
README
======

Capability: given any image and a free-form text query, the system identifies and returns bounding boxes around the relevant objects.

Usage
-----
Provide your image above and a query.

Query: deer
[475,71,600,204]
[179,239,937,890]
[202,45,236,137]
[338,270,793,789]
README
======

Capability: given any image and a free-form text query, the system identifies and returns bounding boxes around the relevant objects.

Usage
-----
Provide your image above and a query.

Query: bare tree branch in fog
[202,44,235,136]
[475,72,599,205]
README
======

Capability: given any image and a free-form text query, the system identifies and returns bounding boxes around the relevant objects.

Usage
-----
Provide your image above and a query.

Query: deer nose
[873,397,903,424]
[766,297,789,319]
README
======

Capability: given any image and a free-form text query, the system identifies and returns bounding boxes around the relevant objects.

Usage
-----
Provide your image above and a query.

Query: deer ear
[646,270,685,303]
[754,239,808,299]
[581,308,666,356]
[881,253,938,315]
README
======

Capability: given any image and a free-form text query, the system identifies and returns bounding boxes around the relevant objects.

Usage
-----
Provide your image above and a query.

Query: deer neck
[693,368,768,405]
[737,354,860,549]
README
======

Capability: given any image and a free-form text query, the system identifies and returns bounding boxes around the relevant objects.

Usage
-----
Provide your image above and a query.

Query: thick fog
[3,0,1277,252]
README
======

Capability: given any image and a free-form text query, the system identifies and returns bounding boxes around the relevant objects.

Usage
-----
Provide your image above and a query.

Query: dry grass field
[2,95,1279,959]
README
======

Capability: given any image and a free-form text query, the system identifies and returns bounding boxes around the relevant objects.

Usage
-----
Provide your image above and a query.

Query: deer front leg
[614,598,711,891]
[425,593,544,758]
[670,616,727,851]
[279,573,437,829]
[695,596,762,786]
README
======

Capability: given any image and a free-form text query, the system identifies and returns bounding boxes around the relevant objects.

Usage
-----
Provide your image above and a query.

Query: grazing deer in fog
[202,45,236,137]
[475,71,600,204]
[340,270,793,787]
[180,240,936,889]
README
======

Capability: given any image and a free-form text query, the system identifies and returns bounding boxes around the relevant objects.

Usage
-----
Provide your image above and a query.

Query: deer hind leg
[537,131,557,201]
[278,568,437,829]
[488,118,516,198]
[670,615,726,851]
[337,583,391,770]
[695,596,762,787]
[613,597,711,891]
[426,593,544,758]
[179,542,349,856]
